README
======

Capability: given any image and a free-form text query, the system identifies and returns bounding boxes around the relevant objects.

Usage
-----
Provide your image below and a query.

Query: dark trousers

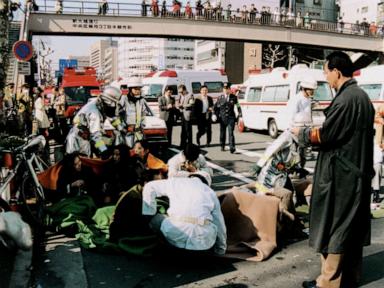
[180,118,193,149]
[196,117,212,146]
[219,118,235,150]
[165,119,174,146]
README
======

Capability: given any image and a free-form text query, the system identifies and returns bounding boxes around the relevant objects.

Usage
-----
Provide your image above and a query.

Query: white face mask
[23,89,29,94]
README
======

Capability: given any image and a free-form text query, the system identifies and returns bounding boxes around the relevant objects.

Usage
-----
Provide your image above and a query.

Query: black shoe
[221,146,225,151]
[302,280,318,288]
[230,148,236,154]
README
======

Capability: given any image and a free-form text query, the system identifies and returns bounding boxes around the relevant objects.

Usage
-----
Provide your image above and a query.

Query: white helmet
[100,86,121,106]
[190,170,212,187]
[127,77,143,88]
[300,77,318,90]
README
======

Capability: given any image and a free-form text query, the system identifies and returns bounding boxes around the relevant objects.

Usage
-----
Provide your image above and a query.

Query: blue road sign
[13,41,33,62]
[59,59,78,73]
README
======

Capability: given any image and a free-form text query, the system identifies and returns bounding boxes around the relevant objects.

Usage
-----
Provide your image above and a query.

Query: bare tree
[0,0,10,95]
[263,44,287,68]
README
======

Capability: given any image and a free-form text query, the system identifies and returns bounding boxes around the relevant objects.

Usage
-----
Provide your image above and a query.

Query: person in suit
[214,82,242,153]
[158,86,176,146]
[177,84,194,150]
[194,85,214,147]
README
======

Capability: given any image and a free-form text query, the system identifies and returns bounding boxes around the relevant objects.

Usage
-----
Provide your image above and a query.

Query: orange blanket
[37,157,111,191]
[220,190,280,261]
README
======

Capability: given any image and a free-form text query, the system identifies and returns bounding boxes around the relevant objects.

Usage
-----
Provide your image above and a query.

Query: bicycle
[0,135,48,225]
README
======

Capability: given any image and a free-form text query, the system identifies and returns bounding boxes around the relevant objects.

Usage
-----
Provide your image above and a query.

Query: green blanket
[45,195,164,256]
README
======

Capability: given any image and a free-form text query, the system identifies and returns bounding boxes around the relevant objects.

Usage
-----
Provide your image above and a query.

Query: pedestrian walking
[194,85,213,147]
[292,51,375,288]
[214,82,242,153]
[158,86,176,146]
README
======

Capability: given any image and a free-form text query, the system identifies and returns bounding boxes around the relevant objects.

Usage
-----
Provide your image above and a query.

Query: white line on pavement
[169,147,254,184]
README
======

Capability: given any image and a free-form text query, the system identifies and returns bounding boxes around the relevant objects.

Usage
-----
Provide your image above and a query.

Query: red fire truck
[61,67,101,118]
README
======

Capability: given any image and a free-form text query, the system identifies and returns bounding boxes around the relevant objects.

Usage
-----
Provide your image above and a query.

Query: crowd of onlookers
[0,83,67,142]
[25,0,381,37]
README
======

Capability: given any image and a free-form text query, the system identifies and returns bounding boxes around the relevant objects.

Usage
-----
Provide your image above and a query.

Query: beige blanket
[220,190,280,261]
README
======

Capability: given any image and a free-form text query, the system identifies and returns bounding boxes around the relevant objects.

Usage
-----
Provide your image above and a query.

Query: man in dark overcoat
[292,51,375,288]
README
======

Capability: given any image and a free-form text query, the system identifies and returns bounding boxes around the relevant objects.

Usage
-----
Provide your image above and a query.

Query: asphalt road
[30,124,384,288]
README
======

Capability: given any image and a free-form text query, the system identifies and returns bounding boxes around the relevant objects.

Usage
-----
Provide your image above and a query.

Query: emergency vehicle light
[159,70,178,77]
[353,70,361,77]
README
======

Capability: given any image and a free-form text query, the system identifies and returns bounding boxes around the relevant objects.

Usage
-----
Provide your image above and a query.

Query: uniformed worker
[119,78,147,148]
[214,82,242,153]
[68,86,124,158]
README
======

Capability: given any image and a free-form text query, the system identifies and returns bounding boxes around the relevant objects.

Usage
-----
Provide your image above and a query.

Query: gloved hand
[211,114,217,122]
[250,164,262,176]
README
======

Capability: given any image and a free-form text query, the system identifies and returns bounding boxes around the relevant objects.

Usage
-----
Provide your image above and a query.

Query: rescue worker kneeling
[67,86,125,158]
[142,171,227,255]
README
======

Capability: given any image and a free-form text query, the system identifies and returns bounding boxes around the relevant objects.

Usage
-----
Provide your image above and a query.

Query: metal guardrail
[31,0,383,38]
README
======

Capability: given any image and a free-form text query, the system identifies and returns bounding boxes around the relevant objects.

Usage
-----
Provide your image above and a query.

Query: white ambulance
[354,65,384,109]
[240,64,334,138]
[141,69,228,117]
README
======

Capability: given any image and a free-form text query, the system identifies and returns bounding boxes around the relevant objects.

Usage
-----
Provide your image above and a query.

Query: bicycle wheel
[20,174,45,226]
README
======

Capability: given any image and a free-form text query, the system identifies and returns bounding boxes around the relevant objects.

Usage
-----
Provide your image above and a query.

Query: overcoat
[300,79,374,253]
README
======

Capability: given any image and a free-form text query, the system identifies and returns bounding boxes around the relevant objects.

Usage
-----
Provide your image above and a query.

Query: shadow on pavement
[361,250,384,286]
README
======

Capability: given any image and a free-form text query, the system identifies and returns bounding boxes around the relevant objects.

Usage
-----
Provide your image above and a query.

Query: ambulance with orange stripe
[239,64,334,138]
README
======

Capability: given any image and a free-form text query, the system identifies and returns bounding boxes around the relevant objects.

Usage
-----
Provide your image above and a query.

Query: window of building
[249,48,257,57]
[361,6,368,14]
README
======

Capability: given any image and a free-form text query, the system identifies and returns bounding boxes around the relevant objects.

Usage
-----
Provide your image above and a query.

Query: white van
[141,69,228,116]
[240,64,334,138]
[354,65,384,109]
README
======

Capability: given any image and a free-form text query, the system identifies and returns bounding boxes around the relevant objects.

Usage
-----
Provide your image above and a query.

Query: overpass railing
[32,0,383,38]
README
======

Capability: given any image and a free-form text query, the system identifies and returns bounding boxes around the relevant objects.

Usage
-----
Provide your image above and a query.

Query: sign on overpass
[27,14,384,53]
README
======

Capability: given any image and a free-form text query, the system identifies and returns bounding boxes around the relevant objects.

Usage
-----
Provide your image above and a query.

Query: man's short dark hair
[325,51,354,77]
[183,144,200,162]
[178,84,186,91]
[200,85,208,91]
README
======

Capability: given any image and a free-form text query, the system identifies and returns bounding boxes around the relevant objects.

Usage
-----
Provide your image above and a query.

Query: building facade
[117,38,194,79]
[104,47,118,83]
[89,39,117,78]
[339,0,380,24]
[68,56,89,70]
[194,40,225,70]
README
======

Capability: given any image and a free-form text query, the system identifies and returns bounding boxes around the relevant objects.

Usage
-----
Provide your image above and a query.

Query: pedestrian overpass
[26,10,384,53]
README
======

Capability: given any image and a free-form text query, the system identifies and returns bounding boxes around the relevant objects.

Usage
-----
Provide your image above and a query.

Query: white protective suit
[67,99,123,155]
[142,177,227,254]
[120,94,147,148]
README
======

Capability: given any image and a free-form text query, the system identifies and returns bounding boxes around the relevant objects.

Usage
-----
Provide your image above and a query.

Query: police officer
[119,78,147,148]
[67,86,124,158]
[214,82,242,153]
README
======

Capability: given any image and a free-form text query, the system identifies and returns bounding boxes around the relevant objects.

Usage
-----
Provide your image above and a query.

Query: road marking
[169,147,254,184]
[233,147,263,158]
